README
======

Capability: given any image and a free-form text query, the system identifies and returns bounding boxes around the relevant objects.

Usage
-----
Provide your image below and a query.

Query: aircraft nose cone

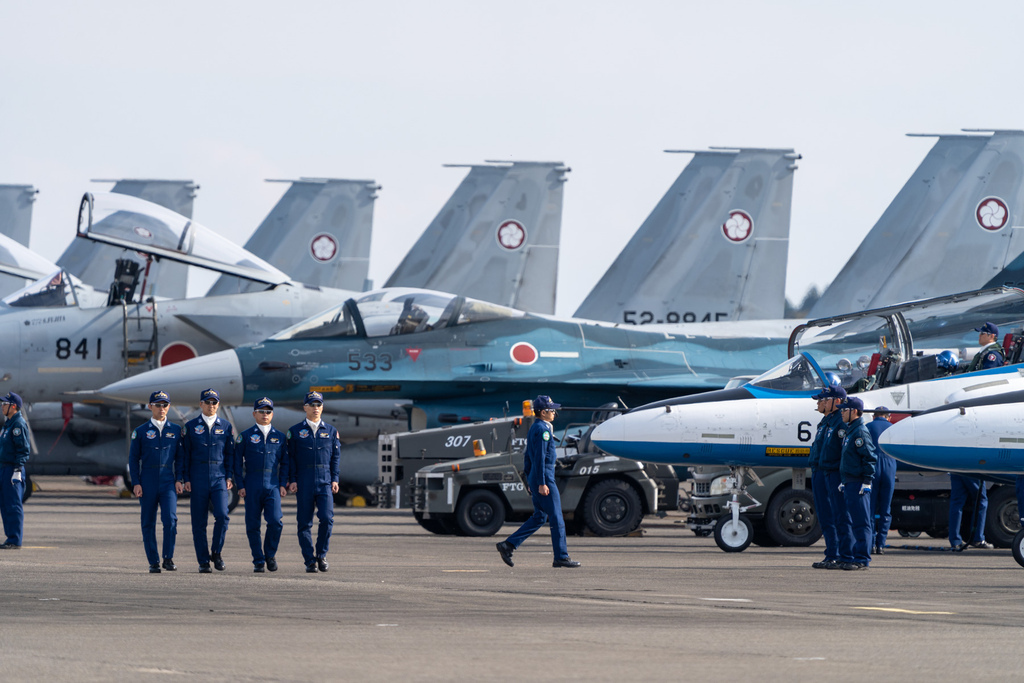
[97,350,244,405]
[877,417,914,462]
[590,414,627,454]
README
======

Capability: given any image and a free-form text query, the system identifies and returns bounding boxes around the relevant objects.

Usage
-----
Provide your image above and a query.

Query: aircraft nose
[590,413,630,456]
[877,416,914,462]
[96,350,244,405]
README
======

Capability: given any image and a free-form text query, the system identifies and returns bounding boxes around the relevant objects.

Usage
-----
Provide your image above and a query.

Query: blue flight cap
[811,386,846,401]
[841,396,865,412]
[149,391,170,405]
[304,391,324,405]
[533,395,561,412]
[874,405,890,415]
[254,397,274,411]
[200,388,220,403]
[974,322,999,336]
[2,392,23,409]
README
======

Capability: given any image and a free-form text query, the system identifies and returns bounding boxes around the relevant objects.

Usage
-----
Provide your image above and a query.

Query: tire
[581,478,644,536]
[413,510,455,535]
[985,485,1020,548]
[925,529,948,539]
[21,472,32,503]
[1012,529,1024,568]
[227,488,240,513]
[765,487,821,547]
[751,521,781,547]
[714,515,753,552]
[455,489,505,537]
[899,530,922,538]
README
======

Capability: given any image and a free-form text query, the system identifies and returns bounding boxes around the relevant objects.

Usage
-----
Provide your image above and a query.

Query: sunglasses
[151,403,170,407]
[307,402,323,408]
[255,409,273,415]
[202,400,220,405]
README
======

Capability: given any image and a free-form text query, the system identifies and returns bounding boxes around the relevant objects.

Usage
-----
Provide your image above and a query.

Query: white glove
[838,482,845,492]
[859,483,872,495]
[12,470,22,483]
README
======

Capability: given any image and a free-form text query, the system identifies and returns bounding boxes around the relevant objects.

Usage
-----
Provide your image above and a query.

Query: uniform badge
[299,429,310,439]
[987,353,998,362]
[250,434,261,444]
[318,431,328,438]
[269,438,279,444]
[194,425,205,434]
[131,431,137,440]
[542,431,550,441]
[214,428,224,435]
[855,437,864,447]
[146,430,157,440]
[837,429,846,438]
[12,427,21,436]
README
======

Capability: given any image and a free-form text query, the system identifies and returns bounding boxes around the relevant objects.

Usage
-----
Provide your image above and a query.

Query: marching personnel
[285,391,340,573]
[235,398,287,573]
[129,391,184,573]
[182,388,235,573]
[838,397,877,570]
[866,407,894,554]
[0,392,31,549]
[496,395,581,569]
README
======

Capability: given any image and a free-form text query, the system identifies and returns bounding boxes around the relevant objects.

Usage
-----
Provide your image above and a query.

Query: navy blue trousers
[245,487,283,565]
[871,457,896,548]
[949,474,987,546]
[843,483,873,565]
[296,482,333,565]
[190,478,229,565]
[138,477,177,565]
[811,469,838,562]
[0,465,25,546]
[505,485,568,560]
[826,471,854,563]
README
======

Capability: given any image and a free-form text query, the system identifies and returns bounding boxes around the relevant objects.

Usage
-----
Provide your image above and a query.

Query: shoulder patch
[837,429,846,439]
[855,437,864,447]
[542,431,550,441]
[12,427,21,436]
[131,431,137,440]
[987,353,998,362]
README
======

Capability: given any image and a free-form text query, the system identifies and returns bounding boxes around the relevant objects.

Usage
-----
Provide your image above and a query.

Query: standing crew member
[948,474,992,550]
[285,391,340,573]
[964,322,1005,372]
[838,397,877,570]
[866,407,894,554]
[496,396,581,569]
[129,391,184,573]
[182,388,235,573]
[0,392,30,549]
[808,385,845,569]
[235,397,287,573]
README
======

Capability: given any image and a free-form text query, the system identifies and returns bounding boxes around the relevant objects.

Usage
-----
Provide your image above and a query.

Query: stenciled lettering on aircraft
[26,315,66,326]
[623,310,729,324]
[311,383,403,394]
[495,219,527,250]
[406,348,422,362]
[976,197,1009,231]
[766,447,811,457]
[310,233,339,263]
[721,209,753,243]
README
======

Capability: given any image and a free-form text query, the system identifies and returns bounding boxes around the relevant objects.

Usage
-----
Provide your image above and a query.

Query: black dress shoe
[266,557,278,572]
[316,556,328,572]
[0,543,22,549]
[199,563,212,573]
[875,545,885,555]
[305,563,319,573]
[552,557,581,568]
[254,563,265,573]
[149,564,161,573]
[211,553,225,571]
[161,558,176,571]
[496,541,514,567]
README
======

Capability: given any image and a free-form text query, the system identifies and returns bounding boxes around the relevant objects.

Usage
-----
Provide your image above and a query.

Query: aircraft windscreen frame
[747,352,828,393]
[2,268,82,308]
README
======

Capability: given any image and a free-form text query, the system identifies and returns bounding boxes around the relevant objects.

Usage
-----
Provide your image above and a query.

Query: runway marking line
[441,569,489,573]
[853,607,954,615]
[699,598,752,602]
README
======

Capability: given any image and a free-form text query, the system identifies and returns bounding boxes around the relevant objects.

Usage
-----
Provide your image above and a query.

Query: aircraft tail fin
[0,184,38,247]
[810,131,1024,316]
[207,178,380,296]
[57,179,199,300]
[574,148,798,323]
[385,161,569,314]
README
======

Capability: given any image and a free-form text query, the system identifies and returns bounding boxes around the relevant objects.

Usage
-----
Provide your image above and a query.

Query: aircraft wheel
[226,489,240,513]
[1012,530,1024,568]
[21,473,33,503]
[582,478,643,536]
[455,489,505,537]
[413,510,455,535]
[714,515,753,552]
[984,485,1020,548]
[765,487,821,547]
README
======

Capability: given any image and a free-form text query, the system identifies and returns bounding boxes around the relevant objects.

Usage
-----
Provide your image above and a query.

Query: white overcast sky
[2,1,1023,316]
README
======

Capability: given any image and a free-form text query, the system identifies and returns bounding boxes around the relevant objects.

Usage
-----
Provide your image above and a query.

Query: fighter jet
[576,147,799,323]
[811,130,1024,317]
[0,184,40,295]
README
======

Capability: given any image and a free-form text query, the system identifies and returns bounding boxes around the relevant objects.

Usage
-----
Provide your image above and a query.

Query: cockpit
[746,353,829,393]
[2,269,84,308]
[271,288,526,341]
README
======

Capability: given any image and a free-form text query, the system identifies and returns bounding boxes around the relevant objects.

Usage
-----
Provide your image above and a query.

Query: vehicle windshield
[2,269,81,308]
[270,288,525,340]
[747,353,827,393]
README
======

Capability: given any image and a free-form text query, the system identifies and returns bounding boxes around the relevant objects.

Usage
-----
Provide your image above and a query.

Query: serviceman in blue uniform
[285,391,340,573]
[129,391,184,573]
[235,397,287,573]
[948,474,992,550]
[838,397,877,570]
[182,388,235,573]
[808,385,847,569]
[964,322,1005,372]
[0,392,31,549]
[496,396,581,569]
[866,407,894,554]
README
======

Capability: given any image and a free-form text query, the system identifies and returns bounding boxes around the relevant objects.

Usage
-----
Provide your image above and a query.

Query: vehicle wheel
[751,521,780,547]
[765,487,821,547]
[581,478,644,536]
[692,528,713,537]
[1012,529,1024,568]
[413,509,455,535]
[714,515,753,552]
[455,489,505,537]
[925,529,947,539]
[21,473,32,503]
[985,485,1020,548]
[227,488,240,513]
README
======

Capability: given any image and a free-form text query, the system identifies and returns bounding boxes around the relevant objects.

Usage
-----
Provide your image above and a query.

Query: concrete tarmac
[1,477,1022,682]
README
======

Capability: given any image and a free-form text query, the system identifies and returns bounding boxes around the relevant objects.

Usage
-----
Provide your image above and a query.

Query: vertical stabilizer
[57,179,198,300]
[809,131,1024,316]
[207,178,379,296]
[574,148,798,323]
[385,162,568,314]
[0,184,38,247]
